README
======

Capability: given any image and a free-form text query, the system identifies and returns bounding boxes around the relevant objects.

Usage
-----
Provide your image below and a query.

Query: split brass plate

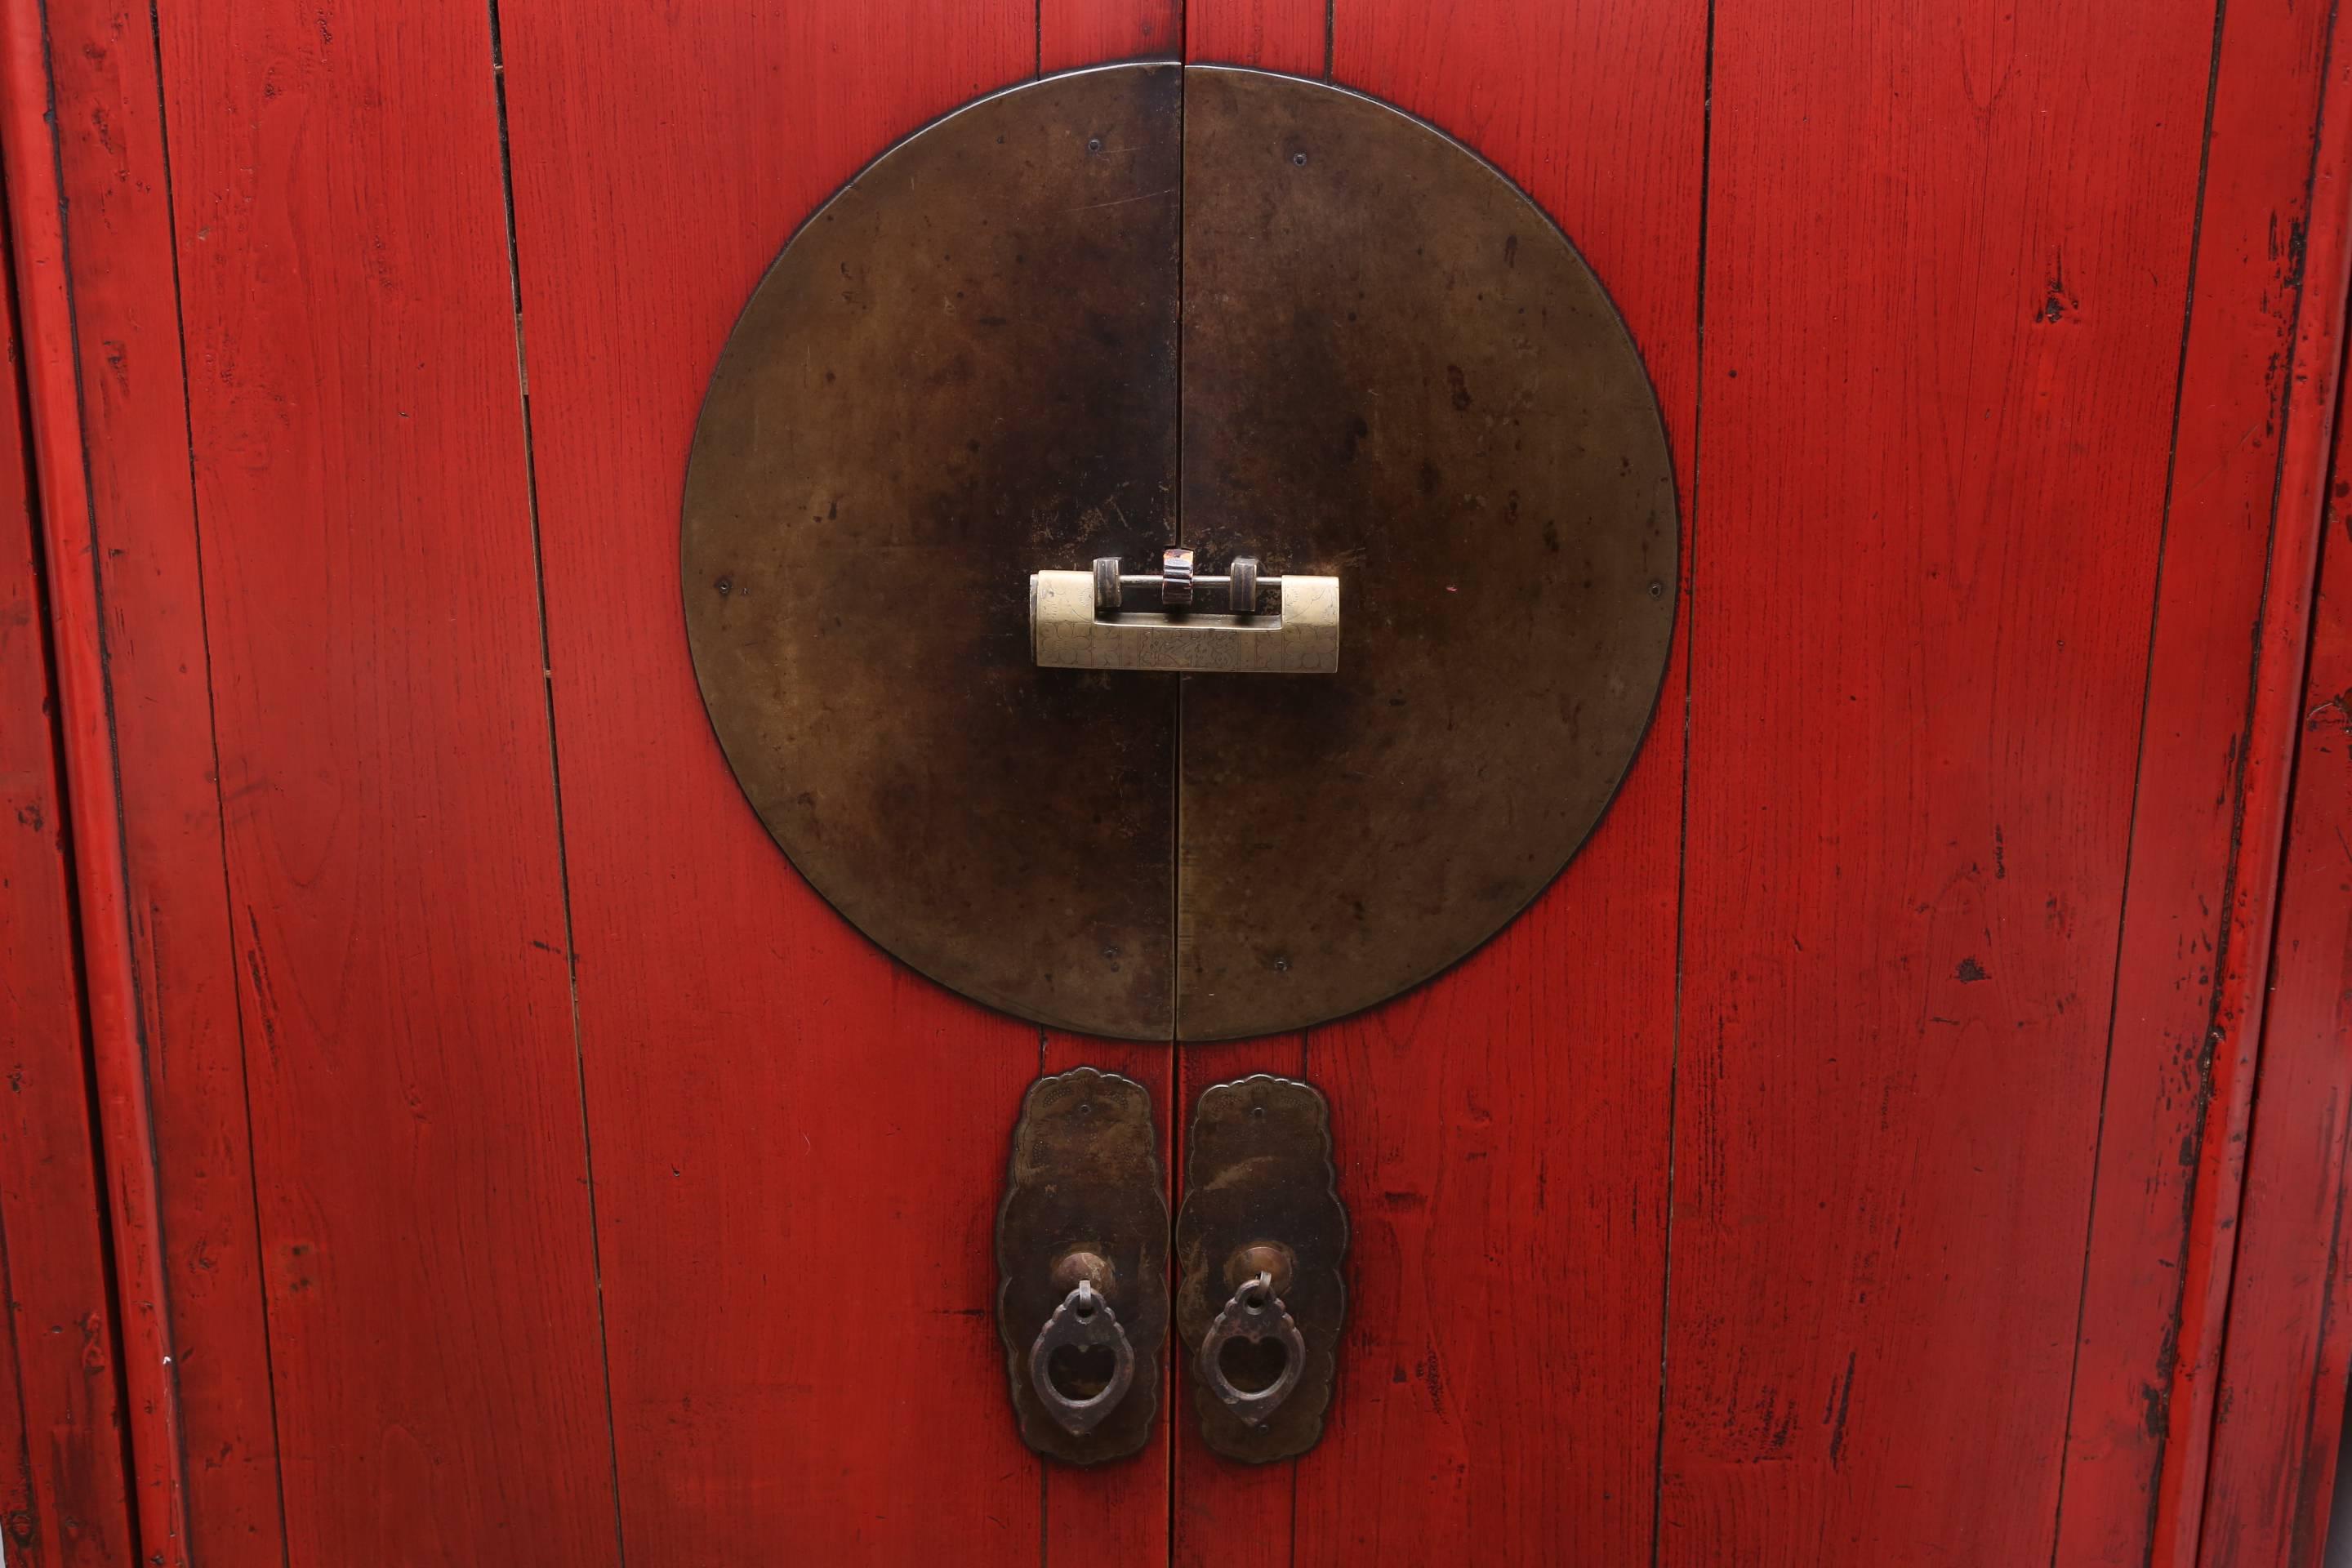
[684,65,1677,1041]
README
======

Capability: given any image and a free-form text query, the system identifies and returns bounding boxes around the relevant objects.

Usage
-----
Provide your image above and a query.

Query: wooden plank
[9,0,296,1558]
[1167,0,1707,1559]
[2193,65,2352,1568]
[1662,1,2220,1561]
[0,176,139,1568]
[493,5,1084,1561]
[0,1235,43,1568]
[1042,0,1180,69]
[2152,16,2352,1561]
[139,0,621,1560]
[2199,310,2352,1568]
[2058,1,2352,1559]
[0,2,194,1559]
[1187,0,1322,76]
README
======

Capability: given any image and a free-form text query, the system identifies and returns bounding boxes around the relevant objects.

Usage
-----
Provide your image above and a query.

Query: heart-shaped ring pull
[1198,1272,1308,1427]
[1029,1281,1138,1437]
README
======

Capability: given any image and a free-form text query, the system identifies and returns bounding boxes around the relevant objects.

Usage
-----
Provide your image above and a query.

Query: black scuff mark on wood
[1827,1350,1856,1467]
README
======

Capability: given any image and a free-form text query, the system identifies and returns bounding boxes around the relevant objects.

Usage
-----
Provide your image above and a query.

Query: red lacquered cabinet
[4,0,2352,1563]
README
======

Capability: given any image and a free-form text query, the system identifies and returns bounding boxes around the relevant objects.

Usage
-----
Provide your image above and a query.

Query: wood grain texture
[0,189,138,1568]
[2153,12,2352,1561]
[143,0,621,1560]
[1187,0,1322,76]
[1167,1,1707,1560]
[1042,0,1180,70]
[16,0,294,1558]
[1664,1,2218,1561]
[2055,1,2352,1560]
[495,3,1104,1561]
[2193,43,2352,1568]
[0,2,192,1557]
[2200,299,2352,1568]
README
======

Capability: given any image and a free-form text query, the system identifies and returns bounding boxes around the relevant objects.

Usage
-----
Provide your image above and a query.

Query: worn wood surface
[1187,0,1322,77]
[2201,300,2352,1568]
[6,0,299,1557]
[502,0,1036,1557]
[14,0,2352,1563]
[149,1,615,1561]
[2058,0,2352,1558]
[0,185,138,1568]
[2159,11,2352,1555]
[1043,0,1180,70]
[1665,0,2252,1561]
[0,0,202,1557]
[2195,77,2352,1568]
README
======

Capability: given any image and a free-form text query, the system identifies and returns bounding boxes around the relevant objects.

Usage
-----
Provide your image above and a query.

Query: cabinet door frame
[0,141,144,1566]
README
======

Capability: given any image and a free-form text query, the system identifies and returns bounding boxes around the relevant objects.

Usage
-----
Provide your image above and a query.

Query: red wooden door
[6,0,2350,1565]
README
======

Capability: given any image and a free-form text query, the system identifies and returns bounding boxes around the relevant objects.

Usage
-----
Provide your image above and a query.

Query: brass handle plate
[1174,1075,1348,1463]
[996,1067,1169,1463]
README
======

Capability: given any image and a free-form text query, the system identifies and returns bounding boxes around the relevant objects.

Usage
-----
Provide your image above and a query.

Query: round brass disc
[684,65,1676,1043]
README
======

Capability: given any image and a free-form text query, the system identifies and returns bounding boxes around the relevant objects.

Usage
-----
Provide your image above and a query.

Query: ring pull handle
[1029,1280,1138,1437]
[1197,1271,1308,1427]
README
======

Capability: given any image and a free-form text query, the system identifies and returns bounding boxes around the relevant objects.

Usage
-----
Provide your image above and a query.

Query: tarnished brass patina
[684,65,1675,1041]
[996,1068,1169,1464]
[683,65,1181,1040]
[1173,67,1677,1038]
[1174,1076,1348,1463]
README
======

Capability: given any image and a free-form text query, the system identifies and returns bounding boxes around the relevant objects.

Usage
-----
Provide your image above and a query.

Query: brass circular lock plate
[683,64,1677,1041]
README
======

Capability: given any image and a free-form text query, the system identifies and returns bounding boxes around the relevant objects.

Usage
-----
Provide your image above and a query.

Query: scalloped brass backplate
[1174,1076,1348,1462]
[995,1068,1169,1464]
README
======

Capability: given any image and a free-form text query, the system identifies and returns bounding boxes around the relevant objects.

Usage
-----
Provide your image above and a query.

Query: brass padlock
[1031,548,1341,674]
